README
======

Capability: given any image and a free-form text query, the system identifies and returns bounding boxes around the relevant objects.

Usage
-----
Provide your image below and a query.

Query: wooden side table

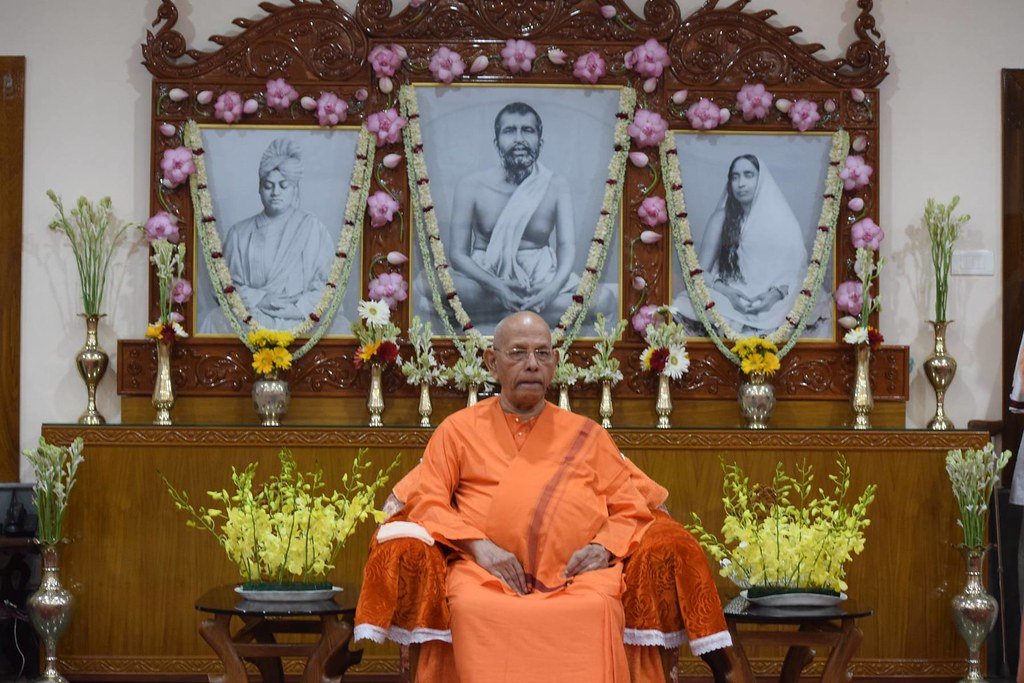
[195,585,362,683]
[722,596,873,683]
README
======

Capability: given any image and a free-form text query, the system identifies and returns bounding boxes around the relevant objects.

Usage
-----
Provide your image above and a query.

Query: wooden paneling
[0,57,24,481]
[41,425,985,680]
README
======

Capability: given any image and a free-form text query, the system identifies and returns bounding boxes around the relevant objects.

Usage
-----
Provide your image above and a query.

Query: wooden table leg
[724,624,758,683]
[820,619,862,683]
[303,614,362,683]
[780,624,816,683]
[199,614,249,683]
[240,616,284,683]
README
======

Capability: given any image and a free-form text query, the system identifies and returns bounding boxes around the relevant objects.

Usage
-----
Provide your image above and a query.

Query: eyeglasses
[497,347,555,364]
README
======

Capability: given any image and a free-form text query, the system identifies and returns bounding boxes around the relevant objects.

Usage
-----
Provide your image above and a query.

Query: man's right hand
[461,538,528,595]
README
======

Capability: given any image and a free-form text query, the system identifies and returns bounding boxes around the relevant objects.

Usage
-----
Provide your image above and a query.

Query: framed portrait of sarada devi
[193,126,362,337]
[669,132,835,340]
[410,84,622,337]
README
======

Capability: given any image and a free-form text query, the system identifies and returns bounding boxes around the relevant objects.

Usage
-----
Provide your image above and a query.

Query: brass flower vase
[152,339,174,426]
[951,546,998,683]
[851,343,873,430]
[558,385,571,412]
[925,320,957,430]
[466,383,479,407]
[75,314,108,425]
[28,543,74,683]
[252,375,290,427]
[655,374,672,429]
[418,382,432,427]
[738,372,774,429]
[368,363,384,427]
[599,380,613,429]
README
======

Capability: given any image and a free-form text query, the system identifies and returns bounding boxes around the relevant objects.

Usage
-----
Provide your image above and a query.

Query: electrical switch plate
[951,249,994,276]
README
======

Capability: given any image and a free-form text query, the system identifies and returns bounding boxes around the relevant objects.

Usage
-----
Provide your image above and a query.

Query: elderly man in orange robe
[398,311,655,681]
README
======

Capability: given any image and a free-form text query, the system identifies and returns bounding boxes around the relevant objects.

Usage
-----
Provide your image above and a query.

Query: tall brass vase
[466,383,479,407]
[28,543,74,683]
[152,339,174,426]
[951,546,997,683]
[558,385,571,412]
[75,315,108,425]
[924,320,957,430]
[418,382,432,427]
[655,374,672,429]
[368,363,384,427]
[851,343,873,429]
[599,380,613,428]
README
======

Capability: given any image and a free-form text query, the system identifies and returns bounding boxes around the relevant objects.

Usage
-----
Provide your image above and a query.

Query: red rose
[378,340,400,364]
[867,328,885,348]
[650,347,670,374]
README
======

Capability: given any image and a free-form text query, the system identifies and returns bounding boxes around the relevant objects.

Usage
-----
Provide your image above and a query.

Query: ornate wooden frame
[125,0,903,404]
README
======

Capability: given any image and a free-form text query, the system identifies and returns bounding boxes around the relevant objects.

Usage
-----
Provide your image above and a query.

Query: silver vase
[76,314,108,425]
[558,385,571,412]
[738,372,774,429]
[152,339,174,426]
[467,383,479,407]
[418,382,432,427]
[655,374,672,429]
[951,546,998,683]
[599,380,613,429]
[925,320,957,430]
[851,343,873,430]
[368,363,384,427]
[252,376,290,427]
[28,543,74,683]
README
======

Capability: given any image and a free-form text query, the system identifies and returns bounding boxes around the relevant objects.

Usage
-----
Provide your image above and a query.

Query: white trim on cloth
[353,623,453,645]
[688,631,733,656]
[622,628,733,655]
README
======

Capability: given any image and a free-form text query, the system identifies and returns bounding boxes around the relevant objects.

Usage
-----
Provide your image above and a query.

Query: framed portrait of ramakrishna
[193,126,362,337]
[669,131,836,340]
[410,84,622,337]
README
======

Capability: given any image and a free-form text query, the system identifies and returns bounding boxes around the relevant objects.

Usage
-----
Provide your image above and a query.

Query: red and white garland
[183,120,374,358]
[660,128,848,360]
[399,84,636,347]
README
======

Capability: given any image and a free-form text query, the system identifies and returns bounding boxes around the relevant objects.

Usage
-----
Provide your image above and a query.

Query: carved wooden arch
[123,0,905,410]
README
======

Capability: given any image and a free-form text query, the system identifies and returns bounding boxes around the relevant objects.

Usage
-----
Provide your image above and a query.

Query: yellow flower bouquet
[688,456,876,597]
[731,337,781,377]
[161,448,398,589]
[248,329,296,378]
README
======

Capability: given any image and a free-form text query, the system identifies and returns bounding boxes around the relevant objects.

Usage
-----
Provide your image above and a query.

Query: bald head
[485,312,558,417]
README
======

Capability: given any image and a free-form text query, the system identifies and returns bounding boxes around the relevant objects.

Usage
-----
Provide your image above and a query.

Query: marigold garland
[660,128,848,365]
[399,84,635,349]
[184,121,374,359]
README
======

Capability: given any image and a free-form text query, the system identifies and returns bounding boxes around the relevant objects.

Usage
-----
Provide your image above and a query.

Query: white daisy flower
[358,299,391,326]
[663,345,690,379]
[843,327,869,345]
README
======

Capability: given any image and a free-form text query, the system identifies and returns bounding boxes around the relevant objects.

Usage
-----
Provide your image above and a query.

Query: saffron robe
[406,398,654,683]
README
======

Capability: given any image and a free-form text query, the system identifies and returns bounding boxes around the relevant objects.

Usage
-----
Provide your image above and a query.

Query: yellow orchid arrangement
[247,329,296,378]
[731,337,781,377]
[688,456,876,596]
[161,448,399,587]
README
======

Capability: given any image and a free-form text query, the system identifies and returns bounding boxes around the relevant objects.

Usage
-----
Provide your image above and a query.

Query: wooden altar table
[40,424,985,681]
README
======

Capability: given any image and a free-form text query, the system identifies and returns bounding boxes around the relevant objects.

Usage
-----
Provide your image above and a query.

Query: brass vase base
[76,315,108,425]
[925,321,957,430]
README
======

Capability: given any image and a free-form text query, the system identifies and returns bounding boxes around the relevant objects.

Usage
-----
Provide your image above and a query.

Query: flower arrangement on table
[552,349,583,390]
[731,337,781,378]
[399,316,443,388]
[583,314,627,386]
[23,437,85,545]
[838,236,886,350]
[143,222,191,343]
[924,196,970,323]
[351,300,401,369]
[47,191,137,317]
[441,334,494,393]
[688,456,877,597]
[639,307,689,380]
[247,330,295,380]
[945,443,1011,549]
[162,448,398,588]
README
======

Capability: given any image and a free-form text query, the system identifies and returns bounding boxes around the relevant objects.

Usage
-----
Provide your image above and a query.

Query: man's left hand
[563,543,611,578]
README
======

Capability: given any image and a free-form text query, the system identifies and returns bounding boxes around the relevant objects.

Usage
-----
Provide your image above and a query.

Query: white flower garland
[660,129,848,364]
[399,84,635,349]
[183,120,374,360]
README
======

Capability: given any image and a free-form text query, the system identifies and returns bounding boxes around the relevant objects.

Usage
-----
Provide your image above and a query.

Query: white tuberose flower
[358,299,391,326]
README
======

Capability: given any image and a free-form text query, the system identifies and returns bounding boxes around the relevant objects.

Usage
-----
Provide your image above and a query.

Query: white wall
[2,0,1018,478]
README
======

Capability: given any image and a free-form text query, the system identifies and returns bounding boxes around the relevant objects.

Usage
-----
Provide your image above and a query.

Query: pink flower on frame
[637,196,668,227]
[686,98,728,130]
[628,109,668,148]
[835,280,864,316]
[367,108,408,147]
[170,278,193,305]
[316,92,349,127]
[265,78,299,112]
[840,155,873,191]
[788,99,821,132]
[501,39,536,74]
[631,304,670,334]
[367,191,400,228]
[851,218,884,250]
[572,51,606,85]
[160,147,195,189]
[369,45,404,78]
[736,83,773,121]
[848,197,865,213]
[144,211,180,243]
[368,271,409,310]
[214,91,243,124]
[624,39,670,79]
[429,47,466,84]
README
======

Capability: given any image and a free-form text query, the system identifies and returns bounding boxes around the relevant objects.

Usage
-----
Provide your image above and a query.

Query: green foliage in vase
[923,196,970,322]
